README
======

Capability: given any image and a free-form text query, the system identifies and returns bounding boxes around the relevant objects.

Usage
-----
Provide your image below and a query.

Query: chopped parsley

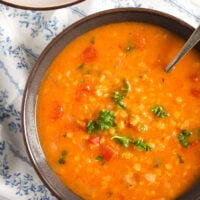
[197,128,200,141]
[178,129,192,148]
[130,138,152,151]
[140,125,147,132]
[87,110,115,134]
[96,155,105,165]
[80,78,85,83]
[107,191,113,198]
[77,63,84,70]
[153,159,161,168]
[124,42,134,52]
[63,133,67,138]
[151,105,169,118]
[112,79,130,109]
[111,135,152,151]
[87,120,99,134]
[177,154,184,164]
[90,36,95,44]
[58,150,67,164]
[111,135,130,148]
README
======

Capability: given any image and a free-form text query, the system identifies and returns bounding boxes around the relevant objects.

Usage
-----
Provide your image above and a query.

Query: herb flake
[124,42,134,52]
[178,129,192,148]
[58,150,67,164]
[112,79,130,109]
[130,138,152,151]
[140,125,147,132]
[111,135,152,151]
[197,127,200,141]
[77,63,84,70]
[96,155,105,165]
[111,135,130,148]
[87,110,115,134]
[151,105,169,118]
[177,154,184,164]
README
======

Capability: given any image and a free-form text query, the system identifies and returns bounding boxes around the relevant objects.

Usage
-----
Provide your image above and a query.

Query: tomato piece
[117,194,125,200]
[191,88,200,97]
[88,135,101,145]
[81,45,97,62]
[76,84,91,101]
[100,145,116,161]
[190,140,199,147]
[118,44,123,51]
[51,101,64,121]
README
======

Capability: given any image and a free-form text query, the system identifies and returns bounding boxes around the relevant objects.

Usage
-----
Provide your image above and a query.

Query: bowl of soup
[22,8,200,200]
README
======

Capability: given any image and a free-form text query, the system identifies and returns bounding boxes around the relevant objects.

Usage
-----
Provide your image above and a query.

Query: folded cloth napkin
[0,0,199,199]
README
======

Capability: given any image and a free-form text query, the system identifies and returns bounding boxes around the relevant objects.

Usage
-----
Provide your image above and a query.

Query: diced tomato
[191,88,200,97]
[100,145,117,161]
[76,84,91,101]
[118,44,123,51]
[190,140,199,147]
[51,101,64,121]
[88,135,101,145]
[81,45,97,62]
[117,194,125,200]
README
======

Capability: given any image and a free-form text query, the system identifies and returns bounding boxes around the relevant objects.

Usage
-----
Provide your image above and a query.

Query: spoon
[165,25,200,72]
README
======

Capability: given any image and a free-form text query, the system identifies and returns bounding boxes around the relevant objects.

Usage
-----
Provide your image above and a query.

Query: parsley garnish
[197,127,200,141]
[58,150,67,164]
[140,125,147,132]
[178,129,192,148]
[177,154,184,164]
[96,155,105,165]
[151,105,169,118]
[87,120,99,134]
[90,36,95,44]
[131,139,152,151]
[77,63,84,70]
[124,42,134,52]
[111,135,152,151]
[112,79,130,109]
[87,110,115,134]
[111,135,130,148]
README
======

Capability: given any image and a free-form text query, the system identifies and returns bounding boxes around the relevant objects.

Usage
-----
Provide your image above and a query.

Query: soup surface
[37,22,200,200]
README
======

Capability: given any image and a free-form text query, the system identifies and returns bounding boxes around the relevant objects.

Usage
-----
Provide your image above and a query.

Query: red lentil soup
[36,22,200,200]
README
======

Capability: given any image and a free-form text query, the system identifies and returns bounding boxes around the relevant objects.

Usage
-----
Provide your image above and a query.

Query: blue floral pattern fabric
[0,0,199,199]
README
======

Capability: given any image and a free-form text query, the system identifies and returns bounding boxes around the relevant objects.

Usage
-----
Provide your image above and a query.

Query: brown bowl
[22,8,200,200]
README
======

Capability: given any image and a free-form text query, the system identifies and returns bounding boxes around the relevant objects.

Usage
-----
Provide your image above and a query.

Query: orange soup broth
[37,22,200,200]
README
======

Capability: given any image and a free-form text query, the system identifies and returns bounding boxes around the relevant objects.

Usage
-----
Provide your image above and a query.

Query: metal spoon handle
[165,25,200,72]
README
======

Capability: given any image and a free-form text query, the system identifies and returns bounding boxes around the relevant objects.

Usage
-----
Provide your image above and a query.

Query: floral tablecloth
[0,0,200,199]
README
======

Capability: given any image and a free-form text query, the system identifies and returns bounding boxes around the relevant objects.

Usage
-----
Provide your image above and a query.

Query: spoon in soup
[165,25,200,72]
